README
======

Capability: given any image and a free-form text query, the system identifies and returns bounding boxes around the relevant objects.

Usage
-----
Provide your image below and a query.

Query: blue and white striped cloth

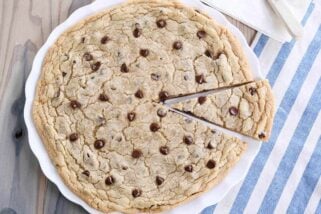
[202,2,321,213]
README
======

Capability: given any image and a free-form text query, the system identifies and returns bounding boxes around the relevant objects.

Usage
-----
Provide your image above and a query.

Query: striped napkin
[202,1,321,213]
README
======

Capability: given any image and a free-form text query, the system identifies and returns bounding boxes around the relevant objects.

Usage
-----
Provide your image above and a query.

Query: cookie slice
[171,80,275,141]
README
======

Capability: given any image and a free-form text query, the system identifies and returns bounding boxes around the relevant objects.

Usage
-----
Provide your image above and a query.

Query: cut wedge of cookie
[170,80,275,141]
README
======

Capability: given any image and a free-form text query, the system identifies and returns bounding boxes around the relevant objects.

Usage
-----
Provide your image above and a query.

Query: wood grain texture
[226,17,257,44]
[0,0,256,213]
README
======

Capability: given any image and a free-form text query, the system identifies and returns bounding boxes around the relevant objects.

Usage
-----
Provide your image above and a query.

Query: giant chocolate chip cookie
[32,0,259,213]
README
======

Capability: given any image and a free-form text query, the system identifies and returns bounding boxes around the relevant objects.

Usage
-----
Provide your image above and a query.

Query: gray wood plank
[0,1,92,213]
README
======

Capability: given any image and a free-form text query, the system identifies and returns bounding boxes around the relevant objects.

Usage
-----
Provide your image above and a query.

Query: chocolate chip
[121,63,129,73]
[132,189,142,198]
[140,49,149,57]
[94,139,105,149]
[258,132,266,139]
[81,37,85,43]
[105,176,115,185]
[157,108,167,118]
[159,91,169,101]
[69,133,79,142]
[122,166,128,170]
[99,93,109,102]
[70,100,81,109]
[183,136,193,145]
[127,112,136,121]
[205,50,213,58]
[173,41,183,50]
[83,52,93,61]
[198,96,207,105]
[101,36,110,44]
[207,143,214,149]
[249,87,257,95]
[211,130,216,134]
[184,165,193,172]
[197,30,206,39]
[62,72,67,77]
[156,176,165,186]
[82,170,90,176]
[156,19,166,28]
[133,28,142,38]
[151,73,160,81]
[195,74,206,84]
[229,107,239,116]
[206,160,216,169]
[150,123,161,132]
[91,62,101,71]
[135,90,144,99]
[159,146,169,155]
[132,149,142,158]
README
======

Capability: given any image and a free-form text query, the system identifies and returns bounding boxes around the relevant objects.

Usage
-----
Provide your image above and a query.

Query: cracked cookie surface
[32,0,252,213]
[33,101,247,213]
[172,80,275,141]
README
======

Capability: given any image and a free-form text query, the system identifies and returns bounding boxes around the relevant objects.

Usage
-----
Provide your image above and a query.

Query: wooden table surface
[0,1,256,213]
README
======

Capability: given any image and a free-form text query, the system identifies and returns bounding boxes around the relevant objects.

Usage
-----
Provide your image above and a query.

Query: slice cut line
[168,107,260,144]
[163,81,254,105]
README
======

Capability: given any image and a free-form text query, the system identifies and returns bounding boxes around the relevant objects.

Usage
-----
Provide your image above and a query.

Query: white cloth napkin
[202,0,311,42]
